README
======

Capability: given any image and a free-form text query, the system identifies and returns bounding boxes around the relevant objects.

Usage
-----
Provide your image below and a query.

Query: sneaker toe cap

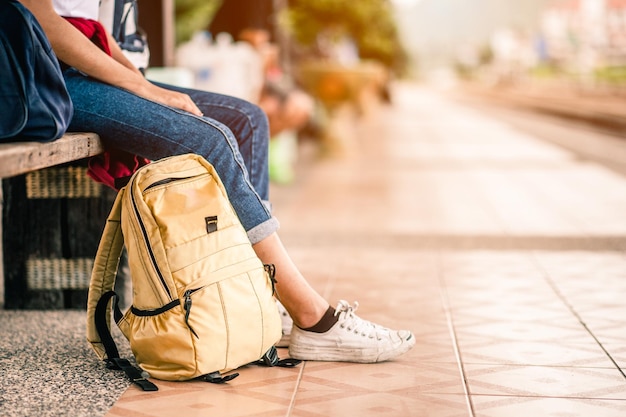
[397,329,413,341]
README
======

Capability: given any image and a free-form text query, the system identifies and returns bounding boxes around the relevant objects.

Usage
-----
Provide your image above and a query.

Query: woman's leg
[253,233,328,328]
[157,82,271,200]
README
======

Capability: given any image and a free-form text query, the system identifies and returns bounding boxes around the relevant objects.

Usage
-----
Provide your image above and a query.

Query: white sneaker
[276,299,293,348]
[289,300,415,363]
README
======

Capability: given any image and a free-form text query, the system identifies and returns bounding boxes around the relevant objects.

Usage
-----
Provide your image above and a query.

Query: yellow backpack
[86,154,288,390]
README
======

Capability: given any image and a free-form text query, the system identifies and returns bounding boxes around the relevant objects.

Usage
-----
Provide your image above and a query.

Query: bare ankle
[291,303,330,329]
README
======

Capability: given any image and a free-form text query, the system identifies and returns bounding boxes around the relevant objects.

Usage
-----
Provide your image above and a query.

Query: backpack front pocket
[181,267,281,373]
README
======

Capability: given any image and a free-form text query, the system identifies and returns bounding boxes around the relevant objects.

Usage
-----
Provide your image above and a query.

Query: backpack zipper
[183,288,202,338]
[129,178,173,301]
[143,176,196,191]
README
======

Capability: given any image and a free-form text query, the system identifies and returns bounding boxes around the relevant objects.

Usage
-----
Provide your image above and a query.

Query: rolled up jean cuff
[247,216,280,245]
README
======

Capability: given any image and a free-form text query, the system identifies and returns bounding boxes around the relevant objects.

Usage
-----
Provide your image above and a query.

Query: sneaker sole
[289,333,416,363]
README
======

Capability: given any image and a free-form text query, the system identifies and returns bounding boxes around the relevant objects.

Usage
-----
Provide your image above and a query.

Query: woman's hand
[134,82,203,116]
[105,31,203,116]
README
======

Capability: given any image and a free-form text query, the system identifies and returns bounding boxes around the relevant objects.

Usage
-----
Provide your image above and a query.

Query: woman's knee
[226,96,270,135]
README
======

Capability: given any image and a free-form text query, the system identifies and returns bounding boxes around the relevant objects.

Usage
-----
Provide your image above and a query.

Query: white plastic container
[175,31,264,103]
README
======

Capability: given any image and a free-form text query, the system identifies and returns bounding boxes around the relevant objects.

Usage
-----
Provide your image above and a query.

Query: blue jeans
[63,69,278,244]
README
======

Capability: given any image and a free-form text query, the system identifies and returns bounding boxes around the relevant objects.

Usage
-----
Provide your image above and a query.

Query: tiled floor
[3,82,625,417]
[98,86,626,417]
[100,83,626,416]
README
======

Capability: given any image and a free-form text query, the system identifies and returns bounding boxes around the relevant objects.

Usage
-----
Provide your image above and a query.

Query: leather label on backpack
[205,216,218,234]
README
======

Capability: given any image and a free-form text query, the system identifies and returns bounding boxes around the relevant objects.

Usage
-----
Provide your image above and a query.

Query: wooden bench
[0,132,103,179]
[0,132,104,308]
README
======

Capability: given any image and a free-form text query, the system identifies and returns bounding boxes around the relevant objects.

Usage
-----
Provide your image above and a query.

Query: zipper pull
[264,264,277,295]
[183,290,199,339]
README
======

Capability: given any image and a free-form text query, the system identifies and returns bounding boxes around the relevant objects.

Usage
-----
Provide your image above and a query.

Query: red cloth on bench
[63,17,111,55]
[64,17,150,190]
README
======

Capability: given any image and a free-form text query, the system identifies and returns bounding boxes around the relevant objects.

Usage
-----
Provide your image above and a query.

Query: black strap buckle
[257,346,302,368]
[202,371,239,384]
[107,358,158,391]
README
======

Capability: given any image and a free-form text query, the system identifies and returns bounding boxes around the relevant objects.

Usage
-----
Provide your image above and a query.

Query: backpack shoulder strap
[86,189,158,392]
[86,189,125,360]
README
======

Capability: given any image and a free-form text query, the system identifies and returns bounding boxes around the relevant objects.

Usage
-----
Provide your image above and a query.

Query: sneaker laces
[334,300,390,340]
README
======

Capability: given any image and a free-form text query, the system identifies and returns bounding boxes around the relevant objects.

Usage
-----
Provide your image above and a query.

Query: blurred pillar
[209,0,275,40]
[273,0,292,72]
[138,0,175,67]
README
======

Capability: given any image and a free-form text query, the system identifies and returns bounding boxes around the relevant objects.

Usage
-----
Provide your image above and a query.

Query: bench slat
[0,132,104,178]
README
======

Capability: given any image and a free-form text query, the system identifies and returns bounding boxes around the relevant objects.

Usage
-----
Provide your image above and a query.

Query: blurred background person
[209,0,315,184]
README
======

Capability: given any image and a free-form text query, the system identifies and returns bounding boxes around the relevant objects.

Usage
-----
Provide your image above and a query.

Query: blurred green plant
[175,0,222,45]
[529,63,561,79]
[280,0,408,75]
[595,66,626,86]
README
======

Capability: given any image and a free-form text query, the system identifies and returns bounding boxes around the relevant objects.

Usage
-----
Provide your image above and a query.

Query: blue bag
[0,0,73,142]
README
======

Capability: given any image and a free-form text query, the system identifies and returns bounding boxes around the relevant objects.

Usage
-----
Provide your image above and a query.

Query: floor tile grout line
[285,359,306,417]
[470,393,626,401]
[530,251,626,380]
[438,252,476,417]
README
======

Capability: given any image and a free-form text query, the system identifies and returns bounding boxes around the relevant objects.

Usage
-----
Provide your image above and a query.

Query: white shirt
[51,0,149,70]
[52,0,99,20]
